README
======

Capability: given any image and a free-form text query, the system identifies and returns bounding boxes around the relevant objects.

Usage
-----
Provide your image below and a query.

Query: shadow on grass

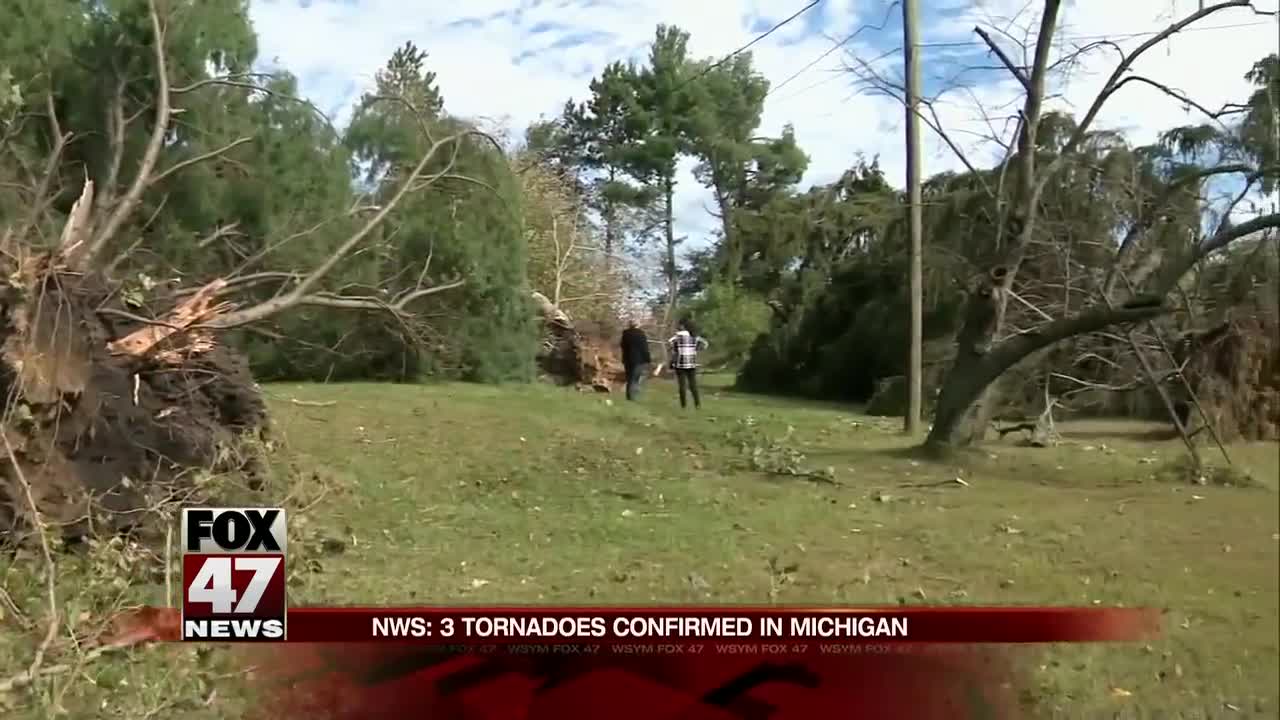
[802,443,955,465]
[1059,426,1181,442]
[696,374,867,415]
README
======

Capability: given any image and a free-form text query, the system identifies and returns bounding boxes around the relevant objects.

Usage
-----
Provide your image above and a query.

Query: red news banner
[162,507,1166,717]
[283,606,1160,646]
[173,507,1160,648]
[172,504,1162,650]
[165,507,1167,712]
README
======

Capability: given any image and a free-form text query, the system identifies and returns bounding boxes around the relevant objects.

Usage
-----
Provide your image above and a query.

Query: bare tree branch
[68,0,171,270]
[1103,163,1258,297]
[988,0,1063,282]
[974,27,1030,91]
[14,93,71,243]
[1112,75,1252,125]
[146,137,253,188]
[195,221,243,248]
[1051,1,1253,165]
[291,278,467,314]
[841,53,997,197]
[206,129,488,328]
[98,76,129,211]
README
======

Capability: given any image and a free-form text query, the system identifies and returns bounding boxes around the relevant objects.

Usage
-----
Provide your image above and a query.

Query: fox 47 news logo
[181,508,287,641]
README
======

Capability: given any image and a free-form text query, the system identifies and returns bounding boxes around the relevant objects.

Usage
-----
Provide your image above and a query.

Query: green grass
[3,374,1277,718]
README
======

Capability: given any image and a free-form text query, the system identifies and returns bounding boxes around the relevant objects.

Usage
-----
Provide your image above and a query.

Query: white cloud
[249,0,1279,251]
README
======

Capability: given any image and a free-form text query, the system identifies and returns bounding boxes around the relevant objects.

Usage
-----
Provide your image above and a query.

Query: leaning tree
[855,0,1279,450]
[0,0,496,541]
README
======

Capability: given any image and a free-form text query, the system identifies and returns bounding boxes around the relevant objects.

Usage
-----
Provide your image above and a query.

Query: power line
[768,1,902,97]
[767,18,1272,104]
[676,0,823,91]
[917,18,1272,48]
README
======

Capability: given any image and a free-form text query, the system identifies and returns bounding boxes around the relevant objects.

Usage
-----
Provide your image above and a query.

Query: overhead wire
[766,17,1273,104]
[674,0,823,92]
[767,1,902,97]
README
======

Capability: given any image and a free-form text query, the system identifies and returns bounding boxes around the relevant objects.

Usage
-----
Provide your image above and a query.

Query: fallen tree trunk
[925,215,1280,451]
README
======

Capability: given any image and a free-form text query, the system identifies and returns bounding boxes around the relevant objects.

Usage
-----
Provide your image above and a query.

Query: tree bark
[925,297,1170,449]
[663,174,678,323]
[714,184,739,284]
[940,1,1063,444]
[603,168,617,272]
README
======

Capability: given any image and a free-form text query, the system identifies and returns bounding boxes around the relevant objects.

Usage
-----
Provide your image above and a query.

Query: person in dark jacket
[620,318,652,401]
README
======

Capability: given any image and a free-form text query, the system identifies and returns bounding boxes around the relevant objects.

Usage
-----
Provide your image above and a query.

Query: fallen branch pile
[531,291,623,392]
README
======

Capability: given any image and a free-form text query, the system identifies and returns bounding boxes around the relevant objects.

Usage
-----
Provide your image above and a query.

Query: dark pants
[625,364,647,401]
[675,367,700,408]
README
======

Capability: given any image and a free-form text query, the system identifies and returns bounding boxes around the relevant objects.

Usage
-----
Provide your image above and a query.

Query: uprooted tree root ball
[1,0,491,547]
[1182,316,1280,443]
[532,290,624,392]
[0,256,267,545]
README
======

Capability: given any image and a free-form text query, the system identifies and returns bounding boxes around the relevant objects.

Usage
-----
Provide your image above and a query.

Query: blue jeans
[625,364,647,400]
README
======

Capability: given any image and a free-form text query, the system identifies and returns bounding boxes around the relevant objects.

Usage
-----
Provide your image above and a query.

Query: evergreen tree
[628,25,699,323]
[683,54,808,284]
[343,43,535,382]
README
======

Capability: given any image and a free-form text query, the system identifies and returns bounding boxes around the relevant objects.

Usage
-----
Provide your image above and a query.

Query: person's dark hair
[679,317,697,335]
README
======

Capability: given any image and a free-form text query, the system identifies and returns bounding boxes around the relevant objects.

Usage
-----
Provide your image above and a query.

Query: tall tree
[684,54,809,284]
[342,42,535,381]
[530,62,653,267]
[1238,54,1279,193]
[629,25,699,324]
[683,54,767,283]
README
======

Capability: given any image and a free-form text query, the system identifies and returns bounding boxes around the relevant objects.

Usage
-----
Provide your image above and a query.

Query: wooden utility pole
[903,0,924,434]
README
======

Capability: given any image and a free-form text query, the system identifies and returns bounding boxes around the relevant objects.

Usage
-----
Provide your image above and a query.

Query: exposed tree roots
[0,256,266,544]
[532,290,623,392]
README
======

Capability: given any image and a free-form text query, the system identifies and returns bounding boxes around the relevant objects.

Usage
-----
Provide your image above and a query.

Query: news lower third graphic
[181,507,288,641]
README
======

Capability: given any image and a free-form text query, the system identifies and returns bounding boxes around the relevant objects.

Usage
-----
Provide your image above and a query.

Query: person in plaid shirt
[667,318,709,409]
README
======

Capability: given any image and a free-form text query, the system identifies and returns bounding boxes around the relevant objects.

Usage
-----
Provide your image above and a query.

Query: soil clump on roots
[1180,315,1280,442]
[0,258,267,546]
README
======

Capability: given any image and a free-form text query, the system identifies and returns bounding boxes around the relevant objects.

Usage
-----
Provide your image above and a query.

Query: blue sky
[247,0,1278,253]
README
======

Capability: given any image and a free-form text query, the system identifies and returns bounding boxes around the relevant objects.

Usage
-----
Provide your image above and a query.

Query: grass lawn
[2,374,1277,718]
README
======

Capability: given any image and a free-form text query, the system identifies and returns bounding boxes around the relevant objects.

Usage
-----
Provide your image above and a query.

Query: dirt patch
[0,260,266,544]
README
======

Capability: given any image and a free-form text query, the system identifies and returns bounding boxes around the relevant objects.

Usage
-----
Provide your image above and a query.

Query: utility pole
[903,0,924,434]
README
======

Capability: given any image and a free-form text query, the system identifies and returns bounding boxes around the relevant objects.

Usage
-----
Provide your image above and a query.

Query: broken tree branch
[69,0,170,270]
[1052,1,1252,166]
[57,180,95,256]
[147,137,254,188]
[205,128,485,328]
[974,27,1031,91]
[107,279,233,357]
